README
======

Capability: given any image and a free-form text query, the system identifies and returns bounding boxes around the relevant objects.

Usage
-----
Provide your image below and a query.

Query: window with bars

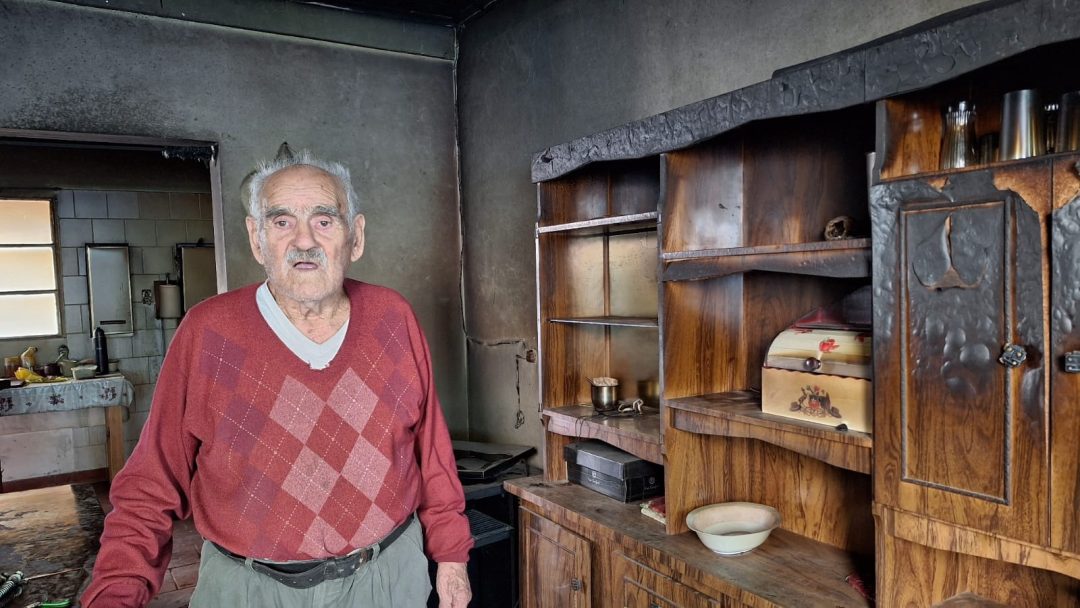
[0,198,61,339]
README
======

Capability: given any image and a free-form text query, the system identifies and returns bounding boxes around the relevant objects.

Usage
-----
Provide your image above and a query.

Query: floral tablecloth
[0,375,133,416]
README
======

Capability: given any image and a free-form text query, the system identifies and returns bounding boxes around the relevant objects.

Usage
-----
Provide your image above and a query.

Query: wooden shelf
[666,390,872,474]
[661,238,871,281]
[877,151,1078,183]
[506,477,873,608]
[537,211,658,235]
[548,315,658,328]
[542,405,662,465]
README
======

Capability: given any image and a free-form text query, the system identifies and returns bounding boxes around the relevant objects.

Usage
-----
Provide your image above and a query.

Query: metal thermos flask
[94,327,109,374]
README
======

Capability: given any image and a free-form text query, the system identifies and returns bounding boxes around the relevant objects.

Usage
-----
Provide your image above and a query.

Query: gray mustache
[286,248,327,265]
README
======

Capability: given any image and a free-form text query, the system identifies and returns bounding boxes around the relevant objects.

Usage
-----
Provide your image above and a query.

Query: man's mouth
[285,248,327,271]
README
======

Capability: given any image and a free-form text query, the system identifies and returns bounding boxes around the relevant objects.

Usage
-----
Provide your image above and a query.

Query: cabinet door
[871,166,1048,544]
[1050,157,1080,553]
[520,508,592,608]
[613,553,737,608]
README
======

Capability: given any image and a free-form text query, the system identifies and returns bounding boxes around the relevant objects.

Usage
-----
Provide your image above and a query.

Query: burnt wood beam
[532,0,1080,183]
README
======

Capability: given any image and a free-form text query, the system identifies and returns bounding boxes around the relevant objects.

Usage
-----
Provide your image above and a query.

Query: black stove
[426,441,534,607]
[453,440,534,484]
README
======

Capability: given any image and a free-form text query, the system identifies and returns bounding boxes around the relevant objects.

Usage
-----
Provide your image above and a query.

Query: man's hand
[435,561,471,608]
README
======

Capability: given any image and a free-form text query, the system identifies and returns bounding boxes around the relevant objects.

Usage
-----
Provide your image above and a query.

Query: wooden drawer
[612,553,739,608]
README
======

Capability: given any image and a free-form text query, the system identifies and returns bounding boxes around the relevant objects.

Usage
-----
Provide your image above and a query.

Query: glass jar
[940,101,977,170]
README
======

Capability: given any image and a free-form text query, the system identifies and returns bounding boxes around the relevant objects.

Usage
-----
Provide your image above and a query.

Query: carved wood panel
[900,200,1010,500]
[521,508,592,608]
[872,167,1048,544]
[1050,158,1080,553]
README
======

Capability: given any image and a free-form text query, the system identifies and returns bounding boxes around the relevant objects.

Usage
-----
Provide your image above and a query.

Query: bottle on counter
[20,346,37,370]
[94,328,109,375]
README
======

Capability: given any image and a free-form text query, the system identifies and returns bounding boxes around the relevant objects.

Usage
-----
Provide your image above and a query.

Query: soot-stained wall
[456,0,987,455]
[0,0,467,433]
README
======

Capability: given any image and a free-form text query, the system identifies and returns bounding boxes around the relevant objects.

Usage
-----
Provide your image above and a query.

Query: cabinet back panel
[662,277,747,400]
[609,327,660,401]
[743,111,873,247]
[608,231,659,318]
[741,273,867,390]
[538,169,608,227]
[664,429,873,556]
[661,139,744,253]
[611,158,661,218]
[879,97,945,180]
[541,324,659,407]
[538,158,660,227]
[541,323,607,407]
[538,234,606,319]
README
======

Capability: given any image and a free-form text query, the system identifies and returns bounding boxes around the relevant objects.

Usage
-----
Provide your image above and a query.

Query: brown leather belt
[211,513,414,589]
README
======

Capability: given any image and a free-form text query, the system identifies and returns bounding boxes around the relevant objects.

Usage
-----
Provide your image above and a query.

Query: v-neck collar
[254,282,350,370]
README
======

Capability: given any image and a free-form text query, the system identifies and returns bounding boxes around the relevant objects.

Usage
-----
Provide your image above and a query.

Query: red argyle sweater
[83,281,472,608]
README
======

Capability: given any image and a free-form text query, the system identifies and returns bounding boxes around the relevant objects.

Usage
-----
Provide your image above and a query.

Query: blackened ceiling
[287,0,498,26]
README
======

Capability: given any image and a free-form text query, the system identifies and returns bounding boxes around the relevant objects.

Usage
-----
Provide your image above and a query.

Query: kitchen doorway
[0,128,222,492]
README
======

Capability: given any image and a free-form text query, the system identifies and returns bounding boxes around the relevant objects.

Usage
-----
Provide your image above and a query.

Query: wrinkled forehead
[260,165,347,215]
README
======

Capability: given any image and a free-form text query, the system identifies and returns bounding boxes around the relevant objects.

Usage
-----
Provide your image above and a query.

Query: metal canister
[1058,91,1080,153]
[1000,89,1045,160]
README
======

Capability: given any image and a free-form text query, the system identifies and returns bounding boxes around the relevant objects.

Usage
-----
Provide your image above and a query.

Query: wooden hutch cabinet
[506,2,1080,606]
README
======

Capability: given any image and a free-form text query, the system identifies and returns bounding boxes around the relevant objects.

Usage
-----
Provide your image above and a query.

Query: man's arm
[81,323,198,608]
[401,306,473,570]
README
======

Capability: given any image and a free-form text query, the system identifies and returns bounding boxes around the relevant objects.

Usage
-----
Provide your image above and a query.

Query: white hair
[245,150,361,233]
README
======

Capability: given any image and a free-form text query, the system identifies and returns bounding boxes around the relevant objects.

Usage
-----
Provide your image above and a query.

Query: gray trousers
[189,517,432,607]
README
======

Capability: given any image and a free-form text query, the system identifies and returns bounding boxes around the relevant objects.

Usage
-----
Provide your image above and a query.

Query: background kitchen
[0,142,214,488]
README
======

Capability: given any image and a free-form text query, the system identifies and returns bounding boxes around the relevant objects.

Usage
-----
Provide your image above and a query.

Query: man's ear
[246,216,265,265]
[350,214,366,262]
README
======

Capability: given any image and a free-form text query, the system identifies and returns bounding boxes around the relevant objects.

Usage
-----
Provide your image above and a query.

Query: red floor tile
[147,586,195,608]
[170,563,200,589]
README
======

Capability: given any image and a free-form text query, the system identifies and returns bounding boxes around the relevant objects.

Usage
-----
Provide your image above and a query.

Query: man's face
[245,165,366,306]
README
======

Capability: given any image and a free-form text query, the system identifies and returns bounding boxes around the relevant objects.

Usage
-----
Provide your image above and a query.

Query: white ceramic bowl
[686,502,781,555]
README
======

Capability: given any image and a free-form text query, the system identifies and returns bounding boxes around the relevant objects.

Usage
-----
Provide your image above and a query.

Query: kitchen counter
[0,375,133,480]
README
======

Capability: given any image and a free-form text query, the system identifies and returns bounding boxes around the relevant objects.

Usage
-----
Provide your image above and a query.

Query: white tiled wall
[0,189,213,483]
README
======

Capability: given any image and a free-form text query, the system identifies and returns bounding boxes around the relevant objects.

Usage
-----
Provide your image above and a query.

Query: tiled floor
[94,483,199,608]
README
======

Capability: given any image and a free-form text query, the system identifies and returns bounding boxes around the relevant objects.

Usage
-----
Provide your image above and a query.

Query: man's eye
[319,219,332,227]
[274,219,289,228]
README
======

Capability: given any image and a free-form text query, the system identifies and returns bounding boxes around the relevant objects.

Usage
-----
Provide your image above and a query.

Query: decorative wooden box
[761,326,872,433]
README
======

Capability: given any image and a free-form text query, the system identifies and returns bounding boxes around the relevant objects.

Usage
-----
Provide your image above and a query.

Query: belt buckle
[326,547,372,580]
[356,547,374,565]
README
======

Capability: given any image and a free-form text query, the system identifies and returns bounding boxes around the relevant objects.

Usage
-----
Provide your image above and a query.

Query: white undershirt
[255,282,348,370]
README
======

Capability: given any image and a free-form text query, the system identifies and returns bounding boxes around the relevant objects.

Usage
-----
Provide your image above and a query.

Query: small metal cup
[1058,91,1080,153]
[1000,89,1045,161]
[590,384,618,413]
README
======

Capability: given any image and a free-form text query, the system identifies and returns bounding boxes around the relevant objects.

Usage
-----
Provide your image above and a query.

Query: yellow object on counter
[13,367,68,383]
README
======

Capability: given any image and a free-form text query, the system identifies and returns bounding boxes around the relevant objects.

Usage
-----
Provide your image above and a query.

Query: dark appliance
[427,441,534,608]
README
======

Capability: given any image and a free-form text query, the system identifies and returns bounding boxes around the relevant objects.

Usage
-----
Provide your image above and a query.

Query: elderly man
[82,152,473,607]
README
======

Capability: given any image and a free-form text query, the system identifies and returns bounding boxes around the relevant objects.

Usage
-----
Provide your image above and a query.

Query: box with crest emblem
[761,324,872,433]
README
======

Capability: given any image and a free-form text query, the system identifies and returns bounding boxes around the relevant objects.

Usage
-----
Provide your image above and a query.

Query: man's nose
[291,220,317,249]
